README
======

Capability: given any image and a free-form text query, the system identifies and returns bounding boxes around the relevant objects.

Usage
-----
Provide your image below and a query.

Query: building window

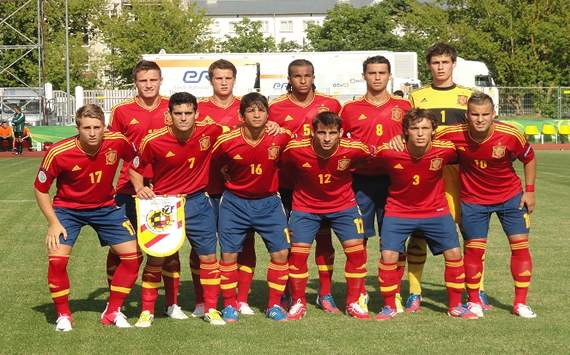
[280,20,293,33]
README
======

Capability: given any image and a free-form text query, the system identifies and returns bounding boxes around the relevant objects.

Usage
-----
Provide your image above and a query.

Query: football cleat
[134,310,154,328]
[191,303,205,318]
[395,293,404,314]
[357,293,370,313]
[266,305,288,321]
[405,294,422,313]
[447,305,479,319]
[204,309,226,325]
[221,305,239,323]
[55,314,72,332]
[287,299,307,320]
[101,309,132,328]
[513,303,537,319]
[479,290,493,310]
[465,302,484,318]
[238,302,255,316]
[166,304,188,320]
[346,302,371,320]
[316,294,341,314]
[375,306,398,321]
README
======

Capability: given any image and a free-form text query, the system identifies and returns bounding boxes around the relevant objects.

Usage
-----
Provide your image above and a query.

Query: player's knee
[270,249,289,264]
[381,250,399,264]
[443,247,462,261]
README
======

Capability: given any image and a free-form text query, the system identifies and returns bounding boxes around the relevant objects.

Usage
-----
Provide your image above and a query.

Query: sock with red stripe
[219,261,238,308]
[237,232,256,304]
[108,251,142,311]
[444,257,466,308]
[288,244,311,303]
[510,238,532,305]
[189,249,204,304]
[464,239,487,303]
[343,243,367,305]
[162,253,180,307]
[48,255,71,317]
[267,261,289,307]
[200,259,221,311]
[315,226,334,296]
[378,259,399,309]
[106,250,121,289]
[141,257,163,314]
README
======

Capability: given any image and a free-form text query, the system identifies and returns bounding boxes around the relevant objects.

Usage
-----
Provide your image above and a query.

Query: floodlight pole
[65,0,71,123]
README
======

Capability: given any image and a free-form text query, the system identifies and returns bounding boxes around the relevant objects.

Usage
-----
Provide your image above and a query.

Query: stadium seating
[524,125,541,143]
[541,124,558,144]
[559,125,570,143]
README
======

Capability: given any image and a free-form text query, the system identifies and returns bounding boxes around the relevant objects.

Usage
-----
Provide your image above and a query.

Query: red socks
[237,232,256,304]
[189,249,204,304]
[108,252,142,311]
[343,243,367,305]
[444,257,466,308]
[200,259,221,311]
[378,259,399,309]
[267,261,289,307]
[464,239,487,303]
[288,244,311,303]
[162,253,180,307]
[48,255,71,316]
[315,225,334,297]
[510,238,532,305]
[220,261,238,308]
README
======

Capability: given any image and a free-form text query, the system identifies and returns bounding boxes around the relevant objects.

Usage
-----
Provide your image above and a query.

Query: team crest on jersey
[105,149,117,165]
[457,95,469,106]
[268,145,280,160]
[492,144,506,159]
[429,158,443,171]
[391,107,404,122]
[317,105,330,113]
[337,158,351,171]
[199,136,211,151]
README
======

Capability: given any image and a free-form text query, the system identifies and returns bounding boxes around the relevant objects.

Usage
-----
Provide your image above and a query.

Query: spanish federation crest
[429,158,443,171]
[391,107,403,122]
[199,136,211,151]
[268,145,280,160]
[337,158,351,171]
[492,144,506,159]
[105,149,117,165]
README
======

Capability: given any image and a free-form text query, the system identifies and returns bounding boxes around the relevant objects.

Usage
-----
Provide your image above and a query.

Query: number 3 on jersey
[412,174,420,186]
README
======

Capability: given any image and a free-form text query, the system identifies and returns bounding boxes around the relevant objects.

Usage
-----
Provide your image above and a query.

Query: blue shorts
[381,215,460,255]
[184,192,218,255]
[54,206,135,247]
[352,174,390,238]
[288,206,364,244]
[219,191,290,253]
[115,194,137,228]
[461,192,530,239]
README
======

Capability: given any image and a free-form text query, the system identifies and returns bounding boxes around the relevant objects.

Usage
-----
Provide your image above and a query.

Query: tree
[220,18,276,53]
[100,0,214,86]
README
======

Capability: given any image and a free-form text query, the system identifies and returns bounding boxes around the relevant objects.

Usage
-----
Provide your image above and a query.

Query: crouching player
[436,93,537,318]
[130,92,226,326]
[212,92,291,322]
[375,108,477,320]
[282,112,372,320]
[34,104,141,331]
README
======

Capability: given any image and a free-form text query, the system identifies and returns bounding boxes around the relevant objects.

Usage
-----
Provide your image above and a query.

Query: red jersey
[340,96,411,176]
[211,128,291,199]
[376,140,457,218]
[134,121,224,195]
[269,92,341,137]
[281,138,371,213]
[34,132,135,209]
[198,97,242,196]
[108,97,169,194]
[436,122,535,205]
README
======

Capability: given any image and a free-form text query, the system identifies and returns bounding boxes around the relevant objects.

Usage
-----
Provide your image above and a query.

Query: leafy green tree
[221,18,276,52]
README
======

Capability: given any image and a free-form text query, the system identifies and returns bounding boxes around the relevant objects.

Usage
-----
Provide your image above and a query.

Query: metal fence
[83,89,136,113]
[497,87,570,119]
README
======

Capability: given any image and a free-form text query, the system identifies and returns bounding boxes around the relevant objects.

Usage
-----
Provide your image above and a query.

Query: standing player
[191,59,257,317]
[130,92,226,326]
[404,43,475,312]
[436,93,537,318]
[374,108,477,320]
[269,59,342,312]
[107,60,187,320]
[340,55,412,312]
[282,112,371,320]
[212,92,291,322]
[11,105,25,155]
[34,104,141,331]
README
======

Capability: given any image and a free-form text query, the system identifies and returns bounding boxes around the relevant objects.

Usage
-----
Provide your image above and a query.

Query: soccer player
[11,105,25,155]
[193,59,257,317]
[34,104,141,331]
[374,108,477,320]
[212,92,291,322]
[282,112,371,320]
[340,55,412,312]
[130,92,226,326]
[436,93,537,318]
[107,60,187,320]
[404,43,475,312]
[269,59,342,312]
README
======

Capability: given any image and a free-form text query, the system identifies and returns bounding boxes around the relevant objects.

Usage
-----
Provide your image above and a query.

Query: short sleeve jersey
[281,138,371,213]
[410,85,473,127]
[436,122,534,205]
[34,132,135,209]
[376,140,457,218]
[135,121,224,195]
[211,128,291,199]
[108,97,169,194]
[340,95,411,175]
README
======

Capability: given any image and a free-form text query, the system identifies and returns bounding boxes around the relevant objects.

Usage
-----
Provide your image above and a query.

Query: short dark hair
[468,91,494,110]
[393,90,404,98]
[426,43,457,63]
[240,92,269,116]
[132,60,162,81]
[75,104,105,126]
[168,92,197,112]
[362,55,391,74]
[208,59,237,81]
[312,111,342,132]
[286,59,316,93]
[402,108,437,140]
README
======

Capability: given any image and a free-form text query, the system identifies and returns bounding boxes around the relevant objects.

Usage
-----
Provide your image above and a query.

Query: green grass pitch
[1,151,569,354]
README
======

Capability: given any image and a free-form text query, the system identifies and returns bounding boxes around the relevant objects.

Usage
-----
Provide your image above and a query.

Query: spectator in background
[393,90,405,98]
[0,120,14,152]
[12,106,26,155]
[21,125,34,151]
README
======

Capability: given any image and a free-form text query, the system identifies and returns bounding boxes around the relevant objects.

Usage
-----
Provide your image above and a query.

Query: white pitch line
[0,199,35,203]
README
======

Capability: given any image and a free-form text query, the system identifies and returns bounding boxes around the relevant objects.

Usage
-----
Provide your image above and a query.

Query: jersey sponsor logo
[302,162,312,168]
[457,95,469,106]
[166,151,176,158]
[199,136,211,151]
[268,145,280,160]
[429,158,443,171]
[337,158,351,171]
[233,154,243,160]
[492,144,506,159]
[358,114,368,121]
[105,149,117,165]
[393,163,404,169]
[391,107,404,122]
[72,165,82,171]
[129,118,139,125]
[38,170,47,183]
[284,115,294,121]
